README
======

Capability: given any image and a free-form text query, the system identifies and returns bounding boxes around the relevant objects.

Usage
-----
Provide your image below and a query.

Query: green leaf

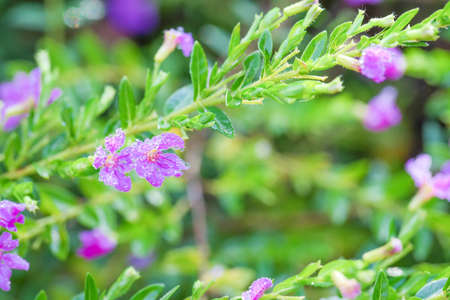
[398,273,430,296]
[318,259,359,280]
[4,132,20,171]
[159,286,179,300]
[373,271,389,300]
[85,273,99,300]
[192,281,214,300]
[328,22,351,52]
[209,62,219,86]
[34,290,48,300]
[190,42,208,101]
[301,31,328,62]
[415,278,447,299]
[384,8,419,37]
[228,23,241,56]
[258,30,273,72]
[207,107,234,138]
[104,267,140,300]
[130,283,164,300]
[163,85,193,116]
[118,76,136,128]
[242,51,262,86]
[49,224,70,260]
[225,90,241,108]
[399,211,425,243]
[348,10,365,36]
[97,85,116,115]
[273,261,322,292]
[61,105,75,140]
[272,20,306,65]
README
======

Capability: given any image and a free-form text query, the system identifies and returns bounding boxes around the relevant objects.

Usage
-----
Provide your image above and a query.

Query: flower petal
[157,133,185,150]
[405,154,433,187]
[104,128,125,153]
[0,263,11,291]
[0,232,18,252]
[2,254,29,271]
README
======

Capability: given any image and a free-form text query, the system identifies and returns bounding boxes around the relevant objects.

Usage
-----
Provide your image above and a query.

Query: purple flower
[360,46,406,83]
[106,0,159,36]
[331,271,361,300]
[77,228,117,260]
[0,232,29,291]
[0,68,62,131]
[130,133,188,188]
[0,200,26,232]
[363,86,402,131]
[344,0,382,7]
[242,277,273,300]
[92,128,134,192]
[154,28,194,62]
[405,154,450,201]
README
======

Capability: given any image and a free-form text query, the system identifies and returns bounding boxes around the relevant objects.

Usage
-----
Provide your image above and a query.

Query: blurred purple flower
[106,0,159,36]
[128,252,155,270]
[0,68,62,131]
[242,277,273,300]
[154,28,194,62]
[360,46,406,83]
[344,0,382,7]
[405,154,450,201]
[77,228,117,260]
[0,232,29,291]
[331,271,361,300]
[130,133,188,188]
[92,128,134,192]
[363,86,402,131]
[0,200,26,232]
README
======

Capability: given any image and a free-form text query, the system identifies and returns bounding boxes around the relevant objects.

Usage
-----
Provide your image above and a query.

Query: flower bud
[331,271,361,300]
[406,24,439,41]
[314,77,344,94]
[337,55,361,72]
[284,0,318,17]
[24,196,39,214]
[304,4,323,27]
[362,237,403,263]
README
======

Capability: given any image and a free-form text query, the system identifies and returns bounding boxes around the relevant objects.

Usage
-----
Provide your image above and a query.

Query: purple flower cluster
[242,277,273,300]
[344,0,382,7]
[0,200,29,291]
[0,68,62,131]
[93,129,188,192]
[106,0,159,36]
[363,86,402,131]
[360,46,406,83]
[406,154,450,201]
[77,228,117,260]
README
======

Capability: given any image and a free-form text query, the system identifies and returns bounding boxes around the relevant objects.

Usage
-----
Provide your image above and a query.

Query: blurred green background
[0,0,449,299]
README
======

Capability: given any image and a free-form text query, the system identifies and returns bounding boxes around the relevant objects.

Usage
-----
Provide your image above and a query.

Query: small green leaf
[348,10,365,36]
[273,261,322,292]
[104,267,140,300]
[373,271,389,300]
[384,8,419,37]
[209,62,219,86]
[118,76,136,128]
[163,85,193,116]
[207,107,234,138]
[61,105,75,140]
[190,42,208,101]
[159,286,179,300]
[4,132,20,171]
[301,31,328,62]
[415,278,447,299]
[328,22,351,52]
[192,281,214,300]
[225,90,241,108]
[258,30,273,72]
[130,283,164,300]
[97,85,116,115]
[85,273,99,300]
[34,290,48,300]
[228,23,241,56]
[49,224,70,260]
[242,51,262,86]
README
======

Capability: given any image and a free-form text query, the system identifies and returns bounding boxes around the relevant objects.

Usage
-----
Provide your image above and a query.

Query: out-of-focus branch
[185,131,209,272]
